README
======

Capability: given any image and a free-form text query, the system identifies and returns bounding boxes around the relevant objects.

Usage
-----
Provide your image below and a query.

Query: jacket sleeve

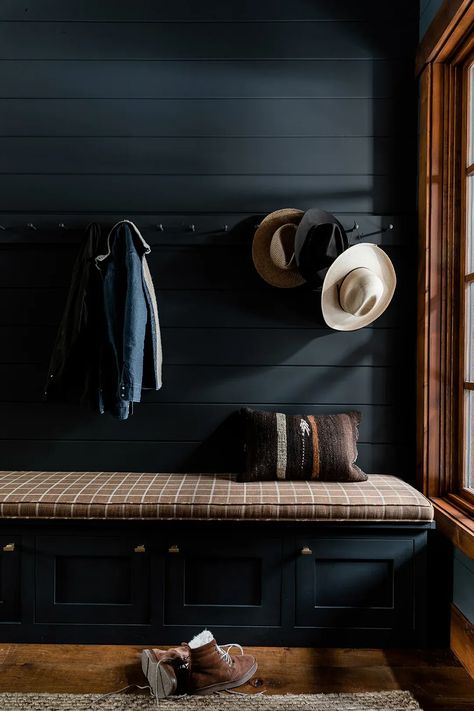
[121,229,148,403]
[142,256,163,391]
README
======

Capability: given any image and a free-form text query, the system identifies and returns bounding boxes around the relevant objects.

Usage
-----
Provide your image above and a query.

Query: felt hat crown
[321,243,396,331]
[294,208,348,288]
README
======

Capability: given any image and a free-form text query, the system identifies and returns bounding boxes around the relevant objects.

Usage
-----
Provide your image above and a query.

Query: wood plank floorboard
[0,646,472,711]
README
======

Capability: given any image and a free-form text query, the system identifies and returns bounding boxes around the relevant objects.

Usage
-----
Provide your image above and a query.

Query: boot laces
[217,643,244,666]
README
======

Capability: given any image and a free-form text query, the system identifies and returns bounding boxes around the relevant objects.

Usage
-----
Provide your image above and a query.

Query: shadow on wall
[23,211,408,474]
[183,410,245,473]
[4,2,419,474]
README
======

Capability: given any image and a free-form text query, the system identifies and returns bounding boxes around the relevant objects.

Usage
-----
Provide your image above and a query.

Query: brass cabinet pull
[168,544,180,554]
[2,543,15,552]
[300,545,312,556]
[134,544,146,553]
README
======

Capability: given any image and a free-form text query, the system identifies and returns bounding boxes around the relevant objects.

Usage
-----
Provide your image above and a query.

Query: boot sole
[192,660,258,696]
[141,649,177,699]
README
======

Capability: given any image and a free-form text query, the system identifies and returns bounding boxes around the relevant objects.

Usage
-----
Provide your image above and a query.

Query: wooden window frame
[417,0,474,560]
[459,52,474,509]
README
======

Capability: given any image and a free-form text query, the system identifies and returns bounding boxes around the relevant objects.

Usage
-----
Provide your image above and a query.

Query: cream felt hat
[321,243,396,331]
[252,208,306,288]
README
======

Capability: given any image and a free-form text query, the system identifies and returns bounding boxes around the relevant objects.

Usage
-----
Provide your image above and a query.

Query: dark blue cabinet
[35,535,150,625]
[0,521,431,645]
[295,536,417,644]
[163,537,282,627]
[0,536,21,622]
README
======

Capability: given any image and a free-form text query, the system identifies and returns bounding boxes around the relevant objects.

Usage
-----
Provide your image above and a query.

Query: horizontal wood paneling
[0,1,418,22]
[0,60,412,99]
[0,22,414,60]
[0,1,418,476]
[0,137,412,176]
[153,288,407,328]
[0,245,412,292]
[0,175,410,214]
[0,403,404,444]
[0,287,409,331]
[0,364,397,405]
[0,99,411,138]
[163,329,407,367]
[0,440,409,474]
[0,325,406,367]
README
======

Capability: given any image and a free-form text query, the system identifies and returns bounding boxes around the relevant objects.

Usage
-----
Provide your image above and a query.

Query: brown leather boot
[141,646,189,698]
[187,632,257,695]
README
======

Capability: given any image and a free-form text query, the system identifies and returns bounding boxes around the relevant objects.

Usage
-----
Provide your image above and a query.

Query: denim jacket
[96,220,162,420]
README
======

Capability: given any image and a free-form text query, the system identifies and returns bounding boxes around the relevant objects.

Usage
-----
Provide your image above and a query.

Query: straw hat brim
[321,244,396,331]
[252,208,306,288]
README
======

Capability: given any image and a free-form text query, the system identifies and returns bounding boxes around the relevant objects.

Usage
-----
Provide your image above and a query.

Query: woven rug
[0,691,422,710]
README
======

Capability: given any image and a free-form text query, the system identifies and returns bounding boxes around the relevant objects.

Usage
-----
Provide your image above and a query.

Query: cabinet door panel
[0,536,21,622]
[164,537,281,627]
[295,537,413,635]
[36,536,150,624]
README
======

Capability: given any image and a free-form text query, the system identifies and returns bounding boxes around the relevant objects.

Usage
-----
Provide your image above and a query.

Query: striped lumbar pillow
[238,408,366,482]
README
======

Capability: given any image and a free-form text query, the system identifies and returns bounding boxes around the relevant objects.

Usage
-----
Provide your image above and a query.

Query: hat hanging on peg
[252,208,305,289]
[345,220,360,234]
[321,243,396,331]
[251,207,397,331]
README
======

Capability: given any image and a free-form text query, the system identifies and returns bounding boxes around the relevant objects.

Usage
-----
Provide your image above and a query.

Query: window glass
[466,283,474,382]
[469,65,474,167]
[466,390,473,491]
[464,65,474,492]
[468,176,474,275]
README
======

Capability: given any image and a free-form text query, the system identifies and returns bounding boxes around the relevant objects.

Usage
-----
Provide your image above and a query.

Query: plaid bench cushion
[0,471,433,522]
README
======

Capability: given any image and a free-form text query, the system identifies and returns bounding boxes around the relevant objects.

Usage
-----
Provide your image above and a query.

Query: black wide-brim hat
[294,208,348,288]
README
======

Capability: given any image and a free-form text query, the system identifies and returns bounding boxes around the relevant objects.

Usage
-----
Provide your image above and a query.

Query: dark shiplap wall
[419,0,444,38]
[0,1,418,475]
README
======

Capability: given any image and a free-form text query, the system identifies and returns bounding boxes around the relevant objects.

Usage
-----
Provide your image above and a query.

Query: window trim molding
[417,2,474,560]
[416,0,473,76]
[431,498,474,560]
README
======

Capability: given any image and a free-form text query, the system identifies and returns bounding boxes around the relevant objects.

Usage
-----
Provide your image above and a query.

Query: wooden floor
[0,645,473,710]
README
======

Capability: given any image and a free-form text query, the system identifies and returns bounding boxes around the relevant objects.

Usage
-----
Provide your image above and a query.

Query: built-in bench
[0,471,434,647]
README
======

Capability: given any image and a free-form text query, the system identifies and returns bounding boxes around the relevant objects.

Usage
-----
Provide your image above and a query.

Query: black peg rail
[0,213,403,247]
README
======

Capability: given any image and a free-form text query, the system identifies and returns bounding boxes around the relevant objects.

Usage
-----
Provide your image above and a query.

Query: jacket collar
[95,220,151,267]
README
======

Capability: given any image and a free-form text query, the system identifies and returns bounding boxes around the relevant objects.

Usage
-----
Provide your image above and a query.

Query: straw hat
[321,243,396,331]
[252,208,305,288]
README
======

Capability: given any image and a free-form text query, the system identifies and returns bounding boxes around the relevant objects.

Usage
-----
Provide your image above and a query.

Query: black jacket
[45,223,104,409]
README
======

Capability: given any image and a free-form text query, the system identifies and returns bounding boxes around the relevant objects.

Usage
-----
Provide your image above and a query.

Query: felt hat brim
[294,208,348,287]
[252,208,306,288]
[321,243,396,331]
